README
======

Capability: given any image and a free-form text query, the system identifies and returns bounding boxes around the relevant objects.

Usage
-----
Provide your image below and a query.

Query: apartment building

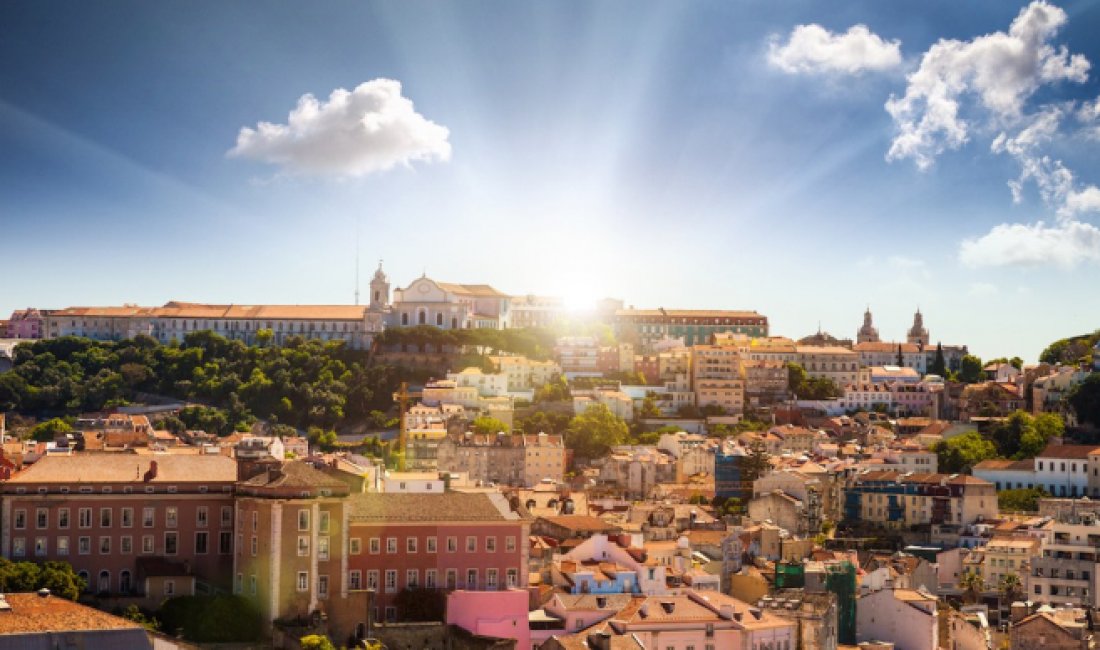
[1029,513,1100,609]
[45,302,380,349]
[436,432,565,487]
[233,461,355,635]
[615,308,769,351]
[1,454,238,597]
[489,355,561,390]
[795,346,860,387]
[345,491,529,624]
[843,471,997,530]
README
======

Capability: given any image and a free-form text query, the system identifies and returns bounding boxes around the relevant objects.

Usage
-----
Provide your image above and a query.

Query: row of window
[13,506,232,530]
[11,531,232,557]
[350,535,517,555]
[11,485,230,495]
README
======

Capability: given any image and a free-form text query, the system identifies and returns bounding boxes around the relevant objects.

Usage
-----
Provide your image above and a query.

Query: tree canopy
[566,403,629,459]
[787,363,842,400]
[934,431,998,474]
[471,415,510,435]
[1070,374,1100,430]
[998,487,1047,512]
[0,559,85,600]
[0,333,413,435]
[958,355,984,383]
[1040,330,1100,365]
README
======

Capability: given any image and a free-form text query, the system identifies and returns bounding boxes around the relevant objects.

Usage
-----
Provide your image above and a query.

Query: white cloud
[1079,95,1100,139]
[768,24,902,75]
[228,79,451,177]
[959,220,1100,267]
[967,282,1000,296]
[885,1,1089,169]
[1064,186,1100,215]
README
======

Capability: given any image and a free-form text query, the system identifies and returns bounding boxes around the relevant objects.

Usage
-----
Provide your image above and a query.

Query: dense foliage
[933,431,998,473]
[157,595,262,642]
[932,411,1063,473]
[566,403,629,459]
[375,325,559,360]
[998,487,1047,512]
[1070,374,1100,429]
[0,333,413,434]
[0,559,85,600]
[1040,330,1100,365]
[787,363,840,400]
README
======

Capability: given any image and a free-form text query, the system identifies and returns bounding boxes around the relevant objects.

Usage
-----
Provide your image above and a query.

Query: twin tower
[858,308,929,346]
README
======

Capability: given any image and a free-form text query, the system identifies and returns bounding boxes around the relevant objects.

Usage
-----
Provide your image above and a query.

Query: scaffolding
[825,561,857,645]
[775,562,805,589]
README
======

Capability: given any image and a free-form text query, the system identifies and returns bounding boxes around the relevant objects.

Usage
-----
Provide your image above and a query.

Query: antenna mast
[354,221,361,306]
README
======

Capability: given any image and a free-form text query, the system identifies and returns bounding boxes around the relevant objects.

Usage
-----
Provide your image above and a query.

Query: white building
[390,275,511,329]
[446,367,510,397]
[856,588,938,650]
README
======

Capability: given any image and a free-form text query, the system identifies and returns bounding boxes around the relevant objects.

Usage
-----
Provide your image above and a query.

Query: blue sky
[2,1,1099,361]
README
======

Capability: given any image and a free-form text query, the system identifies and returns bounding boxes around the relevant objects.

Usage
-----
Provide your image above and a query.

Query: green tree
[0,560,84,600]
[307,426,338,450]
[639,396,661,419]
[930,343,947,377]
[157,595,262,643]
[998,487,1047,512]
[742,440,771,483]
[999,572,1023,605]
[299,635,336,650]
[534,375,570,403]
[934,431,998,474]
[566,403,629,459]
[29,417,72,442]
[958,355,984,383]
[959,570,985,604]
[1070,374,1100,429]
[787,363,807,394]
[122,605,161,632]
[471,415,510,435]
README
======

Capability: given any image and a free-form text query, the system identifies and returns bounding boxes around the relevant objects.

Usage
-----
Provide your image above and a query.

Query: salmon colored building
[1,454,237,599]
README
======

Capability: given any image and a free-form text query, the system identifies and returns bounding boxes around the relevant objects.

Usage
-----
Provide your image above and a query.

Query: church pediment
[399,277,449,303]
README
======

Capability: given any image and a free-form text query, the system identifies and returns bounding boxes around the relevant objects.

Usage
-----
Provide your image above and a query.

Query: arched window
[451,317,458,329]
[436,313,443,326]
[98,570,110,593]
[120,570,132,594]
[401,313,409,326]
[78,571,90,592]
[418,311,426,325]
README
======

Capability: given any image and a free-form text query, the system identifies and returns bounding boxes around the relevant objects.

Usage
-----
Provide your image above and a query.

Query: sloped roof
[5,454,237,485]
[349,492,516,522]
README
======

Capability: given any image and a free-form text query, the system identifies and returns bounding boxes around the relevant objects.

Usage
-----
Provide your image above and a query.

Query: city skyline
[3,1,1100,361]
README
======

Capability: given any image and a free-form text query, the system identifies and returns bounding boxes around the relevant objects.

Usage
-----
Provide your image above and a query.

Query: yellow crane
[391,381,422,460]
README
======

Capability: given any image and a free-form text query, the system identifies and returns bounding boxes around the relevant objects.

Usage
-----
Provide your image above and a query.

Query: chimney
[660,600,675,614]
[142,460,158,482]
[586,632,612,650]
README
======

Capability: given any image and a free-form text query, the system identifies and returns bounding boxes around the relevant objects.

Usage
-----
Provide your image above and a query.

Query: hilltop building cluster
[2,279,1100,650]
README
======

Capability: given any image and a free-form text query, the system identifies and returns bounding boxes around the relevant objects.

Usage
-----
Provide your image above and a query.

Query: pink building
[446,589,531,650]
[7,308,45,339]
[346,491,530,624]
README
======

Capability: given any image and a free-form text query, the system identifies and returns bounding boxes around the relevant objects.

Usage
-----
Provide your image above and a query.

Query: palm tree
[999,572,1023,606]
[959,570,985,604]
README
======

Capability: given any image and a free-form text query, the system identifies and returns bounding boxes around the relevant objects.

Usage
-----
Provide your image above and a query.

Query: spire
[354,223,360,306]
[857,305,880,343]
